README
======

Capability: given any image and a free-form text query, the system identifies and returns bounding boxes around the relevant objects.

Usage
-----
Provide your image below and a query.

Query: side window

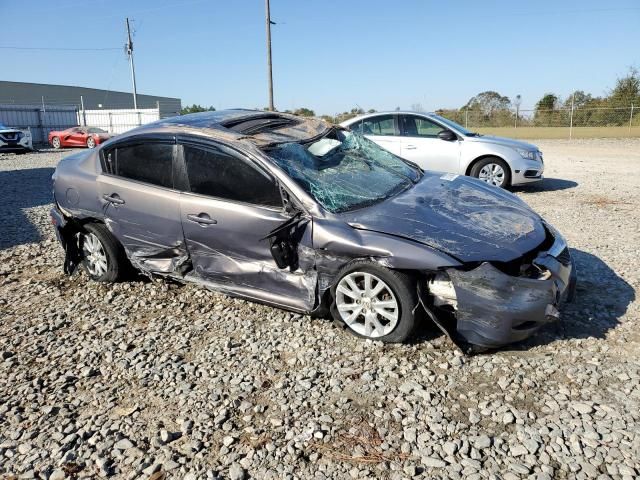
[113,143,174,188]
[349,120,363,134]
[183,145,282,208]
[361,115,396,136]
[401,115,444,138]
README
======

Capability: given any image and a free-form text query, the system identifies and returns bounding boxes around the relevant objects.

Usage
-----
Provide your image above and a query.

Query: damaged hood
[339,173,546,263]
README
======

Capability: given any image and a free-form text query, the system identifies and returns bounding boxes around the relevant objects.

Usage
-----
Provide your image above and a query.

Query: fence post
[36,107,44,145]
[156,101,160,119]
[80,95,87,126]
[630,104,635,133]
[109,112,113,133]
[137,111,141,126]
[515,105,519,129]
[569,94,575,140]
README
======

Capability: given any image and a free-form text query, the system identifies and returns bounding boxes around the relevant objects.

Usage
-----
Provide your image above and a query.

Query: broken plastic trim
[416,280,481,355]
[260,211,310,270]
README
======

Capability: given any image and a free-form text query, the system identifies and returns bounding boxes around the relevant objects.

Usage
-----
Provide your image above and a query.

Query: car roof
[341,111,438,125]
[111,109,332,148]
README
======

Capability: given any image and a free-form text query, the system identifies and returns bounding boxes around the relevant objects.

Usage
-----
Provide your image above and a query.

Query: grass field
[473,126,640,139]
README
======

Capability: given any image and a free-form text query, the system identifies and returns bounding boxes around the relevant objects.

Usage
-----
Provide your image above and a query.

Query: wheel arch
[465,154,511,177]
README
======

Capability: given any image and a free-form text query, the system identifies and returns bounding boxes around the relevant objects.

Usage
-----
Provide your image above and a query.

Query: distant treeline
[180,68,640,128]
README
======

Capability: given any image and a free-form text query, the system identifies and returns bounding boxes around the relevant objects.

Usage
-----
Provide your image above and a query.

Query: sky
[1,0,639,114]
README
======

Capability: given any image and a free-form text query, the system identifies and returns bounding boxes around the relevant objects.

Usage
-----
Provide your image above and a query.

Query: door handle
[404,145,417,150]
[103,193,125,205]
[187,213,218,225]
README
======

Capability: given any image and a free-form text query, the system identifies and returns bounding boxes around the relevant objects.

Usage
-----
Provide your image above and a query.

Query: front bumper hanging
[444,239,576,349]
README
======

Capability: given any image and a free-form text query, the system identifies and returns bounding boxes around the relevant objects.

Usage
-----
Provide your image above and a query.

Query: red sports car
[49,127,112,149]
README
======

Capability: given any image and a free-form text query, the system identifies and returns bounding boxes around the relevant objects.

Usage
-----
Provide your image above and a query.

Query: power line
[0,46,121,52]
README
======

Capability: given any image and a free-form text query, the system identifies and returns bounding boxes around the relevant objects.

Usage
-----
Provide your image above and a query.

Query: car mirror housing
[438,130,457,141]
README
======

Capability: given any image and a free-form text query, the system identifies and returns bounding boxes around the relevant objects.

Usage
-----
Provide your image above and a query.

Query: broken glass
[265,130,422,213]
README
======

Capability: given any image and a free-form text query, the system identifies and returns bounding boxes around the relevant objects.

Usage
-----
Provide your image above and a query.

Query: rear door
[398,115,461,172]
[176,138,316,311]
[97,136,188,274]
[349,114,401,156]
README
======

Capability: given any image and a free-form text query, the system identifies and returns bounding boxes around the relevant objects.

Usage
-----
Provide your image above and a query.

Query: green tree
[180,104,216,115]
[534,93,564,126]
[292,107,315,117]
[536,93,559,111]
[464,91,511,116]
[563,90,593,109]
[608,68,640,106]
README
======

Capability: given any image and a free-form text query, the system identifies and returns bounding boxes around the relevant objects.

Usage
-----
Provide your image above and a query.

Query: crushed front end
[427,226,577,349]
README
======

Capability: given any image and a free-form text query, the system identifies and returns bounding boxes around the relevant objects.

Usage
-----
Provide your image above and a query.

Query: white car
[0,122,33,154]
[341,112,544,188]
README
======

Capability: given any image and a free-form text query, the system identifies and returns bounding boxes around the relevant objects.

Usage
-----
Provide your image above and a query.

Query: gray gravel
[1,140,639,479]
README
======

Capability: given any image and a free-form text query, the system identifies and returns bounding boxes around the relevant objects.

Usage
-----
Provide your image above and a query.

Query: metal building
[0,81,182,143]
[0,81,181,118]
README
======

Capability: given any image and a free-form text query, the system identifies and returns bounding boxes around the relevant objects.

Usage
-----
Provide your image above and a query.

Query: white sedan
[341,112,544,188]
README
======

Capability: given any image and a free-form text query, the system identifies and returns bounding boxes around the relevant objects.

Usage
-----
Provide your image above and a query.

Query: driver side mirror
[438,130,457,141]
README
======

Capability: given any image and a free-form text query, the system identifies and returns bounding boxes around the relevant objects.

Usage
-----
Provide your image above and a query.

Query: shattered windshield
[266,129,422,213]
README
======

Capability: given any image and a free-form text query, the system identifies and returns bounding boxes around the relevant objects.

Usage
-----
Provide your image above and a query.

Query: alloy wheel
[335,271,399,338]
[87,137,96,148]
[478,163,506,187]
[82,232,108,277]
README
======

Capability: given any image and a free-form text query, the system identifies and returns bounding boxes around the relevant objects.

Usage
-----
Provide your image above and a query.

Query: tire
[86,136,96,148]
[80,223,127,282]
[470,157,511,188]
[51,137,61,149]
[330,260,418,343]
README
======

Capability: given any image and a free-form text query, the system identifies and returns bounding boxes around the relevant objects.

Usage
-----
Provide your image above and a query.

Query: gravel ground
[1,140,639,480]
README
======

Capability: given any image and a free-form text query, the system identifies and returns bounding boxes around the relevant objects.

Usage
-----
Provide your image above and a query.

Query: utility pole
[265,0,274,111]
[126,17,138,110]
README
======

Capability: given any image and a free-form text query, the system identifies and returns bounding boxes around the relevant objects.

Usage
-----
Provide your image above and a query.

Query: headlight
[515,148,537,160]
[427,272,457,310]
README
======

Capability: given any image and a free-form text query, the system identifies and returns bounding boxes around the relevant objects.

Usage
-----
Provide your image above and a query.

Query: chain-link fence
[439,105,638,139]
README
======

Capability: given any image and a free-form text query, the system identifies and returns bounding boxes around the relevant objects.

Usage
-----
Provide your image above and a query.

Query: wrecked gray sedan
[50,110,576,350]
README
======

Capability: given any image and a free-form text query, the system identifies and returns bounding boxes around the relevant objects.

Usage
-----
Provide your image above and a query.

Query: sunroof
[223,114,298,134]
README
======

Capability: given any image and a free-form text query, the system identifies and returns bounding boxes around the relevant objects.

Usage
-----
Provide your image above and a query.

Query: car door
[349,114,401,156]
[398,115,461,173]
[62,128,84,147]
[97,136,188,274]
[176,138,316,311]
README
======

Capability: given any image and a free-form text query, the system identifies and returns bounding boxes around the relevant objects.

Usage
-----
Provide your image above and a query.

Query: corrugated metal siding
[0,81,181,118]
[0,105,78,143]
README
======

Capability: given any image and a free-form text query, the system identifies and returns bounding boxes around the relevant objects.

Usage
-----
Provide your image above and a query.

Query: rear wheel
[471,157,511,188]
[331,261,417,343]
[51,137,61,149]
[86,136,96,148]
[80,223,127,282]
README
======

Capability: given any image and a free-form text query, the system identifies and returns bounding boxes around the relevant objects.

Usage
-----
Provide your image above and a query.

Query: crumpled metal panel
[447,252,573,348]
[184,239,317,312]
[340,173,547,263]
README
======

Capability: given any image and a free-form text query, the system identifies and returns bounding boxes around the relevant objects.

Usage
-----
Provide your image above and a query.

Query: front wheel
[471,157,511,188]
[51,137,61,149]
[331,261,418,343]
